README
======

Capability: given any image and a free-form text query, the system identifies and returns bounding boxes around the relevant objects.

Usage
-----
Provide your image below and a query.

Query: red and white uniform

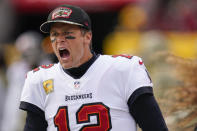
[20,55,153,131]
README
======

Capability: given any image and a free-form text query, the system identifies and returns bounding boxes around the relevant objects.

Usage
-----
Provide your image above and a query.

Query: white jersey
[20,55,153,131]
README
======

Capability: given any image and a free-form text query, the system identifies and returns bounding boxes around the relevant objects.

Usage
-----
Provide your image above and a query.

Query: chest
[43,73,131,131]
[45,74,127,110]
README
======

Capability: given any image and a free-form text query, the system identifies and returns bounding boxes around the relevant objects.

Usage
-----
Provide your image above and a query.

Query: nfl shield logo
[74,81,80,89]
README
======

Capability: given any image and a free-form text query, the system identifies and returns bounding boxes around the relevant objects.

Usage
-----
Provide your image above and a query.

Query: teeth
[59,48,66,50]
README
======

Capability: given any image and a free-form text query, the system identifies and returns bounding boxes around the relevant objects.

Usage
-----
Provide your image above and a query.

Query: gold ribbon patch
[43,79,54,94]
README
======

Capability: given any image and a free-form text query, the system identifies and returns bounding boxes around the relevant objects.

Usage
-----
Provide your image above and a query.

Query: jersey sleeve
[19,70,46,114]
[125,56,153,102]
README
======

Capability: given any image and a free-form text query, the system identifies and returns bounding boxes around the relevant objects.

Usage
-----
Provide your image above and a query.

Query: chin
[62,65,73,69]
[60,62,72,69]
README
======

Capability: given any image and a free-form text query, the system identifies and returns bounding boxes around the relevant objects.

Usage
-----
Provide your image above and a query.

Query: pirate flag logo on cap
[52,7,72,20]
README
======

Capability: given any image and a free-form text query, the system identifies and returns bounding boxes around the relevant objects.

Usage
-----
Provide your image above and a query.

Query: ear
[84,31,92,45]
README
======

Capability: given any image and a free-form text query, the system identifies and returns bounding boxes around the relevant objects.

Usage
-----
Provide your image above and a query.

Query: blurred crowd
[0,31,54,131]
[0,0,197,131]
[102,1,197,131]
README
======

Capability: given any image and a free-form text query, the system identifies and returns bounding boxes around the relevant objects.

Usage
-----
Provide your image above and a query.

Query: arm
[20,102,48,131]
[24,111,48,131]
[124,56,168,130]
[128,87,168,131]
[19,70,48,131]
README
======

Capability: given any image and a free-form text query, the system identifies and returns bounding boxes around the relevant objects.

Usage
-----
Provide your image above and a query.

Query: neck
[80,50,93,66]
[73,48,93,68]
[63,52,99,79]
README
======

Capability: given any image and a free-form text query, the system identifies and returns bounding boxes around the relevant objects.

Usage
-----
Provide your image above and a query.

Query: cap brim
[40,20,84,33]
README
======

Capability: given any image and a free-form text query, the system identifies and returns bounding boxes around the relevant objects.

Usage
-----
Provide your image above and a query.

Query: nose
[56,34,66,43]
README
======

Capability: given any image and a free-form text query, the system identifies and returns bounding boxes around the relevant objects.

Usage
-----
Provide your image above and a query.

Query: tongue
[62,52,68,58]
[61,50,69,58]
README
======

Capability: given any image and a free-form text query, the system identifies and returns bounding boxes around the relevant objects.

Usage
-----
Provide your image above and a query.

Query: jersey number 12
[54,102,112,131]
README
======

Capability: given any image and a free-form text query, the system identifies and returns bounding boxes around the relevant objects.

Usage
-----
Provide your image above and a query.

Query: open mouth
[59,48,70,58]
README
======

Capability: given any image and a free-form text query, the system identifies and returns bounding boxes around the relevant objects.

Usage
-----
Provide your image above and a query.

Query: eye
[63,31,76,39]
[50,32,58,37]
[63,31,73,35]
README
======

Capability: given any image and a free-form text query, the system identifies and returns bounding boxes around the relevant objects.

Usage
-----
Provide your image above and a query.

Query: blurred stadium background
[0,0,197,131]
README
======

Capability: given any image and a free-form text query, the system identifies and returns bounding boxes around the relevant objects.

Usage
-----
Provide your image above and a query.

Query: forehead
[50,22,80,32]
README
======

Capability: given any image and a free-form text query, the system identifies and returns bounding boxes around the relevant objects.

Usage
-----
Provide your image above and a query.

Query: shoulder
[26,63,58,82]
[20,63,59,110]
[99,54,144,70]
[100,54,142,63]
